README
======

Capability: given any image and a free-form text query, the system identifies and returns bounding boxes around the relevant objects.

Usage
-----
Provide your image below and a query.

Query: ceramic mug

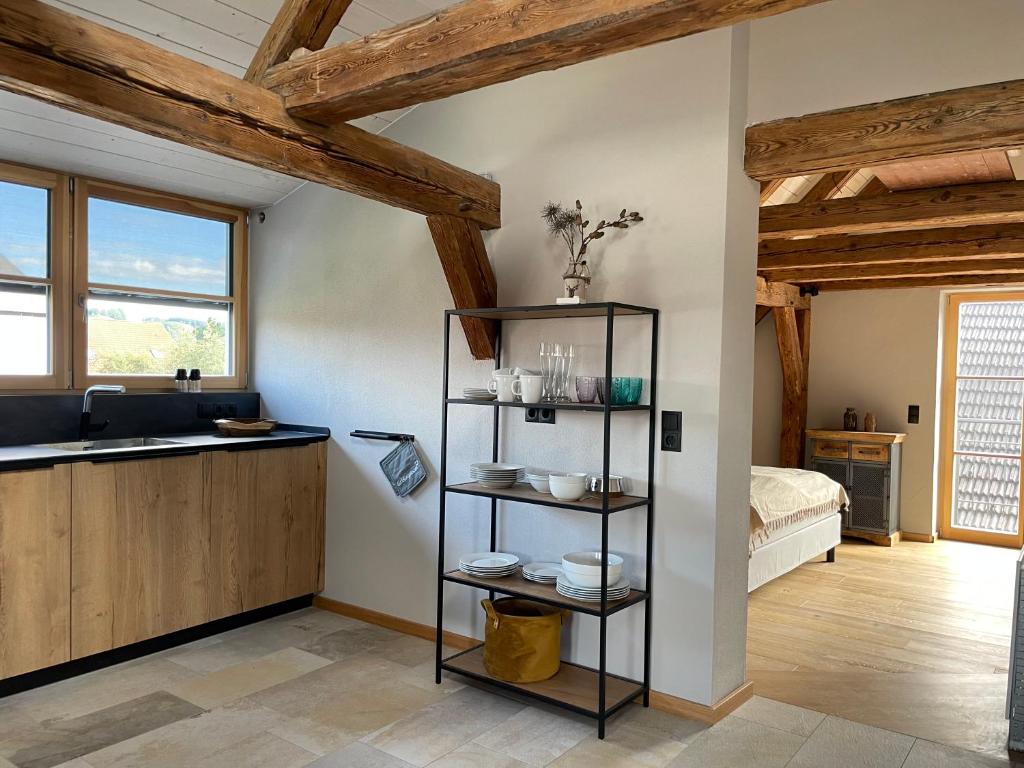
[513,374,544,403]
[488,374,518,402]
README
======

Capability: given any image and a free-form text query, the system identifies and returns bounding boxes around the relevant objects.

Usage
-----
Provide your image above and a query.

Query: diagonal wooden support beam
[746,79,1024,180]
[246,0,355,82]
[756,276,810,309]
[427,215,498,359]
[262,0,829,122]
[799,170,859,204]
[774,306,807,468]
[0,0,500,228]
[759,181,1024,241]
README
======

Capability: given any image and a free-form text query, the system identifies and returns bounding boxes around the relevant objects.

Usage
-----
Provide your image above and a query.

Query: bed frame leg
[826,547,836,563]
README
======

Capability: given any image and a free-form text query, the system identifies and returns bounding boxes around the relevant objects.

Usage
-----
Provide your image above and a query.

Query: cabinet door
[208,443,326,618]
[0,465,71,678]
[849,463,890,532]
[71,455,209,658]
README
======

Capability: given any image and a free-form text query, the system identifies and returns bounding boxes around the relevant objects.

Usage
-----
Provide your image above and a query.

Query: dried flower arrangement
[541,200,643,301]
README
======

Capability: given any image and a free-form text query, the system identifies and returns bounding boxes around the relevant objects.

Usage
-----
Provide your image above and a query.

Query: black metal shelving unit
[435,301,659,739]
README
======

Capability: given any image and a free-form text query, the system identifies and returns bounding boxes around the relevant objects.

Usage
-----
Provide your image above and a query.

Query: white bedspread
[750,466,849,550]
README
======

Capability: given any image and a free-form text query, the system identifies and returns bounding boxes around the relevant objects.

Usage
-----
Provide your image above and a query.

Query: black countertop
[0,425,330,472]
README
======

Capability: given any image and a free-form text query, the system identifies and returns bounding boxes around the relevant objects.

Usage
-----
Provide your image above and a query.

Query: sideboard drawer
[852,444,889,463]
[814,440,850,460]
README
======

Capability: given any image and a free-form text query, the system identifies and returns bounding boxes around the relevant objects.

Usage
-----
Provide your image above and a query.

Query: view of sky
[88,197,230,296]
[0,180,48,279]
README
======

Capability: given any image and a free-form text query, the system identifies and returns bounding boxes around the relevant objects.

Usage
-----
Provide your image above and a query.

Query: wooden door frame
[938,290,1024,548]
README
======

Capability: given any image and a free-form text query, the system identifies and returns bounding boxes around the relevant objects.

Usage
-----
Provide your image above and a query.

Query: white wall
[752,289,943,535]
[748,0,1024,123]
[252,28,757,706]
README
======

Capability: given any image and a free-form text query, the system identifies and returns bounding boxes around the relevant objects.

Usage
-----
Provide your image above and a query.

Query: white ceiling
[0,0,442,208]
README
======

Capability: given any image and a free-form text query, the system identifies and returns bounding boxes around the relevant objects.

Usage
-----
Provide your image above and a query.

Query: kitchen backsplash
[0,392,260,447]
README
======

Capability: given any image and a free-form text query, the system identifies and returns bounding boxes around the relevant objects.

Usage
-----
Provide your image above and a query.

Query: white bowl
[561,551,624,588]
[548,473,587,501]
[527,476,550,493]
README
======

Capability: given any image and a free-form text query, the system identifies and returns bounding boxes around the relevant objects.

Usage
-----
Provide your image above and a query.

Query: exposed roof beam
[746,79,1024,180]
[799,170,859,204]
[262,0,830,122]
[759,224,1024,270]
[857,175,889,197]
[759,181,1024,240]
[756,276,810,309]
[768,256,1024,284]
[0,0,500,228]
[245,0,354,83]
[815,273,1024,291]
[760,179,787,205]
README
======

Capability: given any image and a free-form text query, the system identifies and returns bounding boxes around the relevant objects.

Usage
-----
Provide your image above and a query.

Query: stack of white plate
[556,575,630,602]
[522,562,562,584]
[470,462,526,488]
[463,387,496,401]
[459,552,519,578]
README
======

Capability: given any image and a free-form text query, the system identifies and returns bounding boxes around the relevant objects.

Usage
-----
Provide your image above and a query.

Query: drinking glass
[539,342,556,402]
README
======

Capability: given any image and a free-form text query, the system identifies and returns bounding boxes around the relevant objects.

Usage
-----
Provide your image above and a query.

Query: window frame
[0,162,248,392]
[72,178,248,391]
[0,161,71,390]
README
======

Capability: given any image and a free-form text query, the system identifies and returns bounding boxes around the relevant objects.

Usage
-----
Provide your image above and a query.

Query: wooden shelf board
[446,399,650,412]
[443,568,647,616]
[806,429,906,444]
[446,482,650,513]
[448,302,656,321]
[441,645,645,716]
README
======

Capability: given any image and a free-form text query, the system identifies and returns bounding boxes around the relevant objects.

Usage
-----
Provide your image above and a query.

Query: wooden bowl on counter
[214,418,278,437]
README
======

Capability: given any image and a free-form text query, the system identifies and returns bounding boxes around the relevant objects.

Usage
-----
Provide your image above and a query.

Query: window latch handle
[78,292,87,321]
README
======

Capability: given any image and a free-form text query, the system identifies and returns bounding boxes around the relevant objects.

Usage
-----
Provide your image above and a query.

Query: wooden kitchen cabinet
[0,465,71,678]
[71,453,211,658]
[208,443,326,617]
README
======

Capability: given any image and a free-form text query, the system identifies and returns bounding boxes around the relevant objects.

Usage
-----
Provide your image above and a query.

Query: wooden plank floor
[748,538,1018,758]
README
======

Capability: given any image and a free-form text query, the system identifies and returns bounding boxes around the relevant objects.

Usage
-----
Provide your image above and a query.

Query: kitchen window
[0,163,248,390]
[0,163,70,389]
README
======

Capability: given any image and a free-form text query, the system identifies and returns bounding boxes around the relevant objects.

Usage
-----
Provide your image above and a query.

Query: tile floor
[0,608,1017,768]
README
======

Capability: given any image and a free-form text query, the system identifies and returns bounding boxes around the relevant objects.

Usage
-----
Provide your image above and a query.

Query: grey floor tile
[786,716,914,768]
[903,739,1016,768]
[298,626,397,662]
[667,715,804,768]
[732,696,825,737]
[614,704,708,743]
[473,706,591,766]
[364,686,524,767]
[429,743,529,767]
[308,742,416,767]
[0,692,202,768]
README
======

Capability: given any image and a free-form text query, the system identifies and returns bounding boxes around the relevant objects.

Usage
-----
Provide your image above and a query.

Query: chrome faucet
[79,385,126,440]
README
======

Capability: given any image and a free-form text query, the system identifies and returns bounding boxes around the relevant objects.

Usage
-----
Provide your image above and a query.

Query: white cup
[488,374,518,402]
[513,374,544,403]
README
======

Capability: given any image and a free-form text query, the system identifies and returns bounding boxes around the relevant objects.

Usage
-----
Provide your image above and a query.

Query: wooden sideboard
[806,429,906,546]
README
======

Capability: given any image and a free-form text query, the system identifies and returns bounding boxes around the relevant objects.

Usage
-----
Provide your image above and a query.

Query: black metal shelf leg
[437,312,452,684]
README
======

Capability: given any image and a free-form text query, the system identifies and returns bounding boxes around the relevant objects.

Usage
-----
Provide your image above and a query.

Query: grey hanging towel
[380,440,427,497]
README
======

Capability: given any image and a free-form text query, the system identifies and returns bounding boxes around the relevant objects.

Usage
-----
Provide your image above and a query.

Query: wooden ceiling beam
[760,178,787,205]
[427,215,498,359]
[768,256,1024,284]
[799,170,859,204]
[814,273,1024,291]
[262,0,829,122]
[756,276,810,309]
[0,0,500,228]
[759,224,1024,271]
[245,0,354,83]
[759,181,1024,241]
[746,79,1024,180]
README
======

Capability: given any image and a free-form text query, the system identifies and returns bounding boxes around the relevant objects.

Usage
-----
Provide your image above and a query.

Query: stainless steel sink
[42,437,185,452]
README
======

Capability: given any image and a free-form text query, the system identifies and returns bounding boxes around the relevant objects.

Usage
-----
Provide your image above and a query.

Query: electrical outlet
[197,402,239,419]
[525,407,556,425]
[661,410,682,452]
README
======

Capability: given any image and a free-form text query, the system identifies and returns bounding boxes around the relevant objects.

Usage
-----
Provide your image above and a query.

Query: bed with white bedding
[748,466,848,592]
